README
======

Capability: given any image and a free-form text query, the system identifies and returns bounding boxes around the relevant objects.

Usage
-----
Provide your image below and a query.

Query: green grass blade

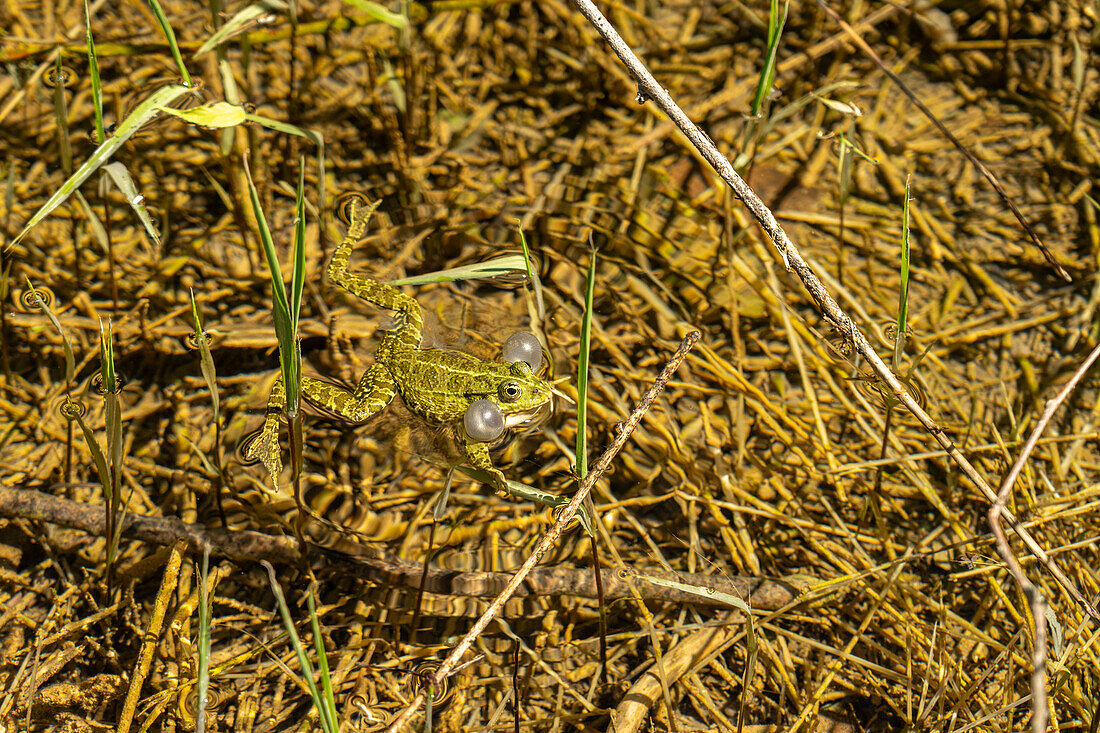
[25,277,75,385]
[894,175,911,373]
[84,0,104,143]
[73,411,112,508]
[196,547,212,733]
[217,59,241,155]
[748,0,790,117]
[8,84,190,249]
[339,0,408,29]
[194,0,289,57]
[262,562,330,729]
[390,254,528,286]
[576,249,596,479]
[516,226,545,321]
[100,318,124,562]
[306,587,338,731]
[103,162,161,245]
[244,161,300,416]
[290,158,306,327]
[145,0,193,86]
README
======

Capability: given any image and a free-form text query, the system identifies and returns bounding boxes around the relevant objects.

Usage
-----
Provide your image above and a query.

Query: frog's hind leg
[302,364,397,422]
[246,366,397,490]
[244,375,288,491]
[329,196,423,350]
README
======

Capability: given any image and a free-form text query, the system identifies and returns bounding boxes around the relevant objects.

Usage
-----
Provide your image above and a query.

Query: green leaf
[339,0,407,30]
[748,0,789,117]
[290,158,306,327]
[158,101,248,128]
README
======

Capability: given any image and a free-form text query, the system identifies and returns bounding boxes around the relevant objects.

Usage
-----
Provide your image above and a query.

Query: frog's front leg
[462,435,511,496]
[246,365,397,490]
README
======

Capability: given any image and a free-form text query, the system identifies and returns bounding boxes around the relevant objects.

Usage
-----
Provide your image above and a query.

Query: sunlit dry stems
[564,0,1097,623]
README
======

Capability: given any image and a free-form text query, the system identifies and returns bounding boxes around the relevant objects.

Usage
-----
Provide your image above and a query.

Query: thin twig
[384,330,701,731]
[988,340,1100,733]
[565,0,1098,622]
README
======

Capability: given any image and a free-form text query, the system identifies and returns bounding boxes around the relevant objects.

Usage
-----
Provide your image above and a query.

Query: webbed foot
[245,417,283,492]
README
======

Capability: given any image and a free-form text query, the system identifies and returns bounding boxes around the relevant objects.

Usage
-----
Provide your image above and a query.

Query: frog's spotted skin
[246,195,553,495]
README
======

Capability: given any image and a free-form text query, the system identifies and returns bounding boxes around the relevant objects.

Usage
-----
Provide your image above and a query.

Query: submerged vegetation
[1,0,1099,730]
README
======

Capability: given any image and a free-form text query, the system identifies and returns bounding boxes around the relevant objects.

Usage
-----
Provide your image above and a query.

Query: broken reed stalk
[988,340,1100,733]
[384,330,701,732]
[564,0,1098,623]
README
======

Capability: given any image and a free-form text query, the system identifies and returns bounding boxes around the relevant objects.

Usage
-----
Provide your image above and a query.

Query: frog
[245,193,554,497]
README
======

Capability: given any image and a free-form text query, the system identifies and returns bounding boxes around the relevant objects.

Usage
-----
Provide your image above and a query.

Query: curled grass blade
[100,318,124,569]
[145,0,192,86]
[194,0,289,57]
[188,289,220,428]
[52,55,72,174]
[103,162,160,245]
[8,84,190,249]
[25,277,75,385]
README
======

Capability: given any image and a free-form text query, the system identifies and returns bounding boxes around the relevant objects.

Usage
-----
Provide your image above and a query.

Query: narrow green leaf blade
[103,162,161,245]
[84,0,104,143]
[8,84,190,248]
[145,0,193,85]
[194,0,289,57]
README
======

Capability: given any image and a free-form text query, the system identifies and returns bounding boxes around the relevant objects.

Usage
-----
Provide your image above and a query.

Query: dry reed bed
[1,0,1098,730]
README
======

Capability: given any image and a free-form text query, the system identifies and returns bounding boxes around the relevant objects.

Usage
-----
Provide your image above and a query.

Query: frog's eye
[499,381,523,403]
[502,332,543,373]
[464,398,505,442]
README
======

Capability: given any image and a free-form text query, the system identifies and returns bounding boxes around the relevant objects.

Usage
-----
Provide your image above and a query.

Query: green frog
[245,193,554,497]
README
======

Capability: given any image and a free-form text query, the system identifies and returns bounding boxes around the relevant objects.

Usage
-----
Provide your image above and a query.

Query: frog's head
[463,333,553,442]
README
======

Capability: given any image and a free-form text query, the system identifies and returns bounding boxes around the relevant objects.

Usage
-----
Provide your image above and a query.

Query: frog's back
[386,347,513,424]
